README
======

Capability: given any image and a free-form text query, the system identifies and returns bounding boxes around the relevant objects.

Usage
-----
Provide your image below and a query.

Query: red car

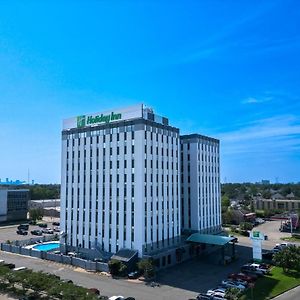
[228,272,256,283]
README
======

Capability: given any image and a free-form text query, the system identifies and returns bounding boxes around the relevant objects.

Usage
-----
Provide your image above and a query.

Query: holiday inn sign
[77,112,122,128]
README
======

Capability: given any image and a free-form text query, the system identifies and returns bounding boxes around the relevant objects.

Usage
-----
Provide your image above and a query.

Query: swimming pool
[32,242,60,252]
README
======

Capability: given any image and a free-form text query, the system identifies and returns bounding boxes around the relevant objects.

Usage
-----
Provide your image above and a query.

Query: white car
[250,263,269,274]
[206,288,226,296]
[221,280,246,290]
[108,296,124,300]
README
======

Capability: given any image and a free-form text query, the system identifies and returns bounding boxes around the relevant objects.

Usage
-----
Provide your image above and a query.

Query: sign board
[249,230,264,261]
[250,230,265,241]
[252,239,262,260]
[63,104,143,130]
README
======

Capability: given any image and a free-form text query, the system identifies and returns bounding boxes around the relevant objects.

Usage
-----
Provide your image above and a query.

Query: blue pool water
[32,242,60,251]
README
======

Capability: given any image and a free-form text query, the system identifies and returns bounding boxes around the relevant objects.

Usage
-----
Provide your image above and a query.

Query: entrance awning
[186,233,235,246]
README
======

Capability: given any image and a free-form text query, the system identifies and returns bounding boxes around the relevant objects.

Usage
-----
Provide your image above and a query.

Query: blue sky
[0,1,299,183]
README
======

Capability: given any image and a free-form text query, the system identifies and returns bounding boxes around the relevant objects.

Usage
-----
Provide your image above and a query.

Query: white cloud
[217,115,300,156]
[242,96,273,104]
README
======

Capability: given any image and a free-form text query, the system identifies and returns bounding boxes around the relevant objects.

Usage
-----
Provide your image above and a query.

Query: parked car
[52,221,60,226]
[31,229,43,236]
[124,298,136,300]
[229,235,238,243]
[196,294,211,300]
[262,250,275,260]
[3,263,15,269]
[28,220,37,225]
[108,296,124,300]
[13,266,27,272]
[53,226,60,232]
[128,271,140,279]
[221,280,246,290]
[206,288,226,296]
[42,228,54,234]
[241,265,264,276]
[211,293,227,299]
[16,229,28,235]
[38,223,47,228]
[250,263,269,274]
[228,272,256,283]
[17,224,29,231]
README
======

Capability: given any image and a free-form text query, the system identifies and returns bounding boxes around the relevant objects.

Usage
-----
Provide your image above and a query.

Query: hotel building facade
[61,104,221,258]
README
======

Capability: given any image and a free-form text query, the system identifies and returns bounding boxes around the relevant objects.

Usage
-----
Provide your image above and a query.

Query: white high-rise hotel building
[61,104,221,257]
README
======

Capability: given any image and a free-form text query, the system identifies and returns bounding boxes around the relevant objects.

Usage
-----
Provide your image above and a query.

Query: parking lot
[0,220,295,300]
[0,218,60,243]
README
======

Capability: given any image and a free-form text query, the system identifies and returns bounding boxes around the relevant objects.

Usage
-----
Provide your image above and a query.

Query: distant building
[29,199,60,218]
[0,189,30,222]
[254,197,300,212]
[261,180,270,185]
[230,209,256,225]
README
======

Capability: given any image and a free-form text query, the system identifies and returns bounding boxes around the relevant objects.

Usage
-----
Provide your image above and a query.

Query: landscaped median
[240,266,300,300]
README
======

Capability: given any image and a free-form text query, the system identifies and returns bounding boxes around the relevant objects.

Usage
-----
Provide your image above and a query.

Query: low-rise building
[254,197,300,212]
[0,189,30,222]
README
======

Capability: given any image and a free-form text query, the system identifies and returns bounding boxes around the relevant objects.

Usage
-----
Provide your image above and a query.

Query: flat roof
[186,233,235,246]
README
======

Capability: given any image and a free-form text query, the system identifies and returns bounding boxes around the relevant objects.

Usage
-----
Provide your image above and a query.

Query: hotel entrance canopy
[186,233,235,246]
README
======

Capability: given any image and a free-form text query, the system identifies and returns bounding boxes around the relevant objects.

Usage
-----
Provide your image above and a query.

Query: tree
[221,195,230,213]
[222,210,234,225]
[29,208,43,221]
[240,222,253,231]
[108,259,127,276]
[137,259,155,279]
[225,287,241,300]
[273,245,300,273]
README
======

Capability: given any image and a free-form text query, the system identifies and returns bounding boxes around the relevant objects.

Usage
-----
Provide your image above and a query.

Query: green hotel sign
[77,112,122,128]
[253,231,260,238]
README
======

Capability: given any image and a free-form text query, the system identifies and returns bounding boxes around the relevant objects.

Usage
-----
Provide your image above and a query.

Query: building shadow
[156,244,253,294]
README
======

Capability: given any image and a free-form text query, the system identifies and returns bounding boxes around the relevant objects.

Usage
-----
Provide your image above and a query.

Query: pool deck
[25,241,60,250]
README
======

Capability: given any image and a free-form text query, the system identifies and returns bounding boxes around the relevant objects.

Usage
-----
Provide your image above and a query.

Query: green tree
[221,195,230,213]
[137,259,155,279]
[108,259,127,276]
[273,245,300,273]
[240,222,253,231]
[29,208,43,221]
[225,287,241,300]
[222,210,234,225]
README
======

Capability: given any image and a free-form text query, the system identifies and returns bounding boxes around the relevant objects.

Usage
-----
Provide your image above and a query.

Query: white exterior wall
[181,135,221,233]
[61,108,180,257]
[143,128,180,254]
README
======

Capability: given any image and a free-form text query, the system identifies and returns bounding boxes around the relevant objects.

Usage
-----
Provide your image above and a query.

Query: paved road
[273,285,300,300]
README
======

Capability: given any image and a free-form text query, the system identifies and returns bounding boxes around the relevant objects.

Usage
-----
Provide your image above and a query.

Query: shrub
[108,259,127,276]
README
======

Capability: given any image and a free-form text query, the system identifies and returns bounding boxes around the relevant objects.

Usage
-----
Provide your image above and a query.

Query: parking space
[0,219,60,243]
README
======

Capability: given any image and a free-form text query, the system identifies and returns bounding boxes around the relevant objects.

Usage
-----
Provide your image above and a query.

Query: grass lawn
[240,267,300,300]
[281,236,300,242]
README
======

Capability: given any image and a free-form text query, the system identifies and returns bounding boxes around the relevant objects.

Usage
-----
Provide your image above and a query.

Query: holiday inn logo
[77,115,86,128]
[76,112,122,128]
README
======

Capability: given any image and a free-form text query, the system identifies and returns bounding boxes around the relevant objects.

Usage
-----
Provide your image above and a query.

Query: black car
[17,224,29,231]
[262,250,275,260]
[52,221,60,226]
[16,230,28,235]
[31,229,43,236]
[38,223,48,228]
[28,220,37,225]
[3,263,15,269]
[128,271,140,279]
